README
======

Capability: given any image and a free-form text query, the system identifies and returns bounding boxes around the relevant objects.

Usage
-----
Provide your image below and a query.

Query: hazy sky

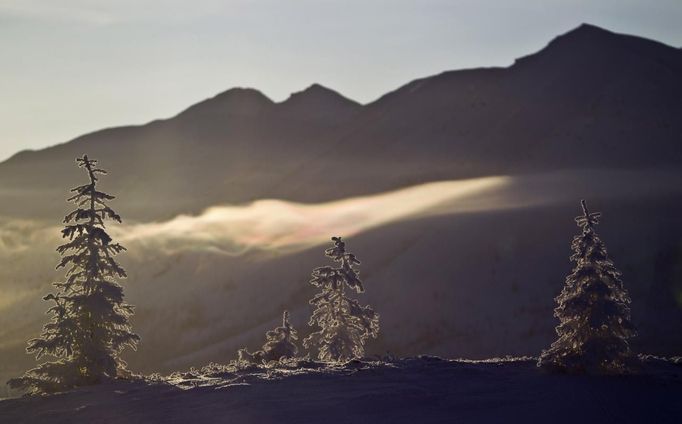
[1,0,681,161]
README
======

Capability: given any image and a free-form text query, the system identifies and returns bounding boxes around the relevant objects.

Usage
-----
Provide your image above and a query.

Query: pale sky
[1,0,681,161]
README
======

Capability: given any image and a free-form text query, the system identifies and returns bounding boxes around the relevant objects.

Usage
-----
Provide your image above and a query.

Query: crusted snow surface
[1,356,681,424]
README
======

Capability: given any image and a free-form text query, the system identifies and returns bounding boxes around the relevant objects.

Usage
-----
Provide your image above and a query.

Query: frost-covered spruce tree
[538,200,636,374]
[8,155,139,394]
[238,310,300,364]
[303,237,379,362]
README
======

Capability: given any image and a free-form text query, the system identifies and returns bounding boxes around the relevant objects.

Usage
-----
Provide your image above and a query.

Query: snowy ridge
[1,356,681,423]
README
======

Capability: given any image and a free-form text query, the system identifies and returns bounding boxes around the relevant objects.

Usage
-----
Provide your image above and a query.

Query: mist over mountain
[0,24,680,220]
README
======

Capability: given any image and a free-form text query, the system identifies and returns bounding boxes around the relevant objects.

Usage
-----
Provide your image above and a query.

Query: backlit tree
[8,155,139,394]
[303,237,379,362]
[238,310,300,364]
[538,200,636,374]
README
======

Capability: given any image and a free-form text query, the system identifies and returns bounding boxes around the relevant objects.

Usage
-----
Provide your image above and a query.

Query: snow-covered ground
[1,356,681,424]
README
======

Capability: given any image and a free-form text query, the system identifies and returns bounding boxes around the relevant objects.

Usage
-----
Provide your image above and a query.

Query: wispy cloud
[115,176,509,256]
[0,176,508,259]
[2,171,681,259]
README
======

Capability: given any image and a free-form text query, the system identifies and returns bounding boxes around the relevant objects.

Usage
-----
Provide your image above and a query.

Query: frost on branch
[238,310,300,364]
[303,237,379,362]
[538,200,636,374]
[8,155,139,394]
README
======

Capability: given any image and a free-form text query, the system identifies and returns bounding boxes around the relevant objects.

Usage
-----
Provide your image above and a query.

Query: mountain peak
[281,83,360,107]
[177,87,274,118]
[511,23,680,69]
[548,23,619,47]
[217,87,271,100]
[567,23,612,37]
[538,23,619,50]
[302,82,333,94]
[276,83,361,123]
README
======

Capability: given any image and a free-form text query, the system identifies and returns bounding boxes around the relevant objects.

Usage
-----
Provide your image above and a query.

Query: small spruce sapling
[303,237,379,362]
[8,155,139,394]
[538,200,636,374]
[238,310,300,364]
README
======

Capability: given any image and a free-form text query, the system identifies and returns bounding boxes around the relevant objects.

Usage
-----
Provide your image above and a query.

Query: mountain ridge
[0,23,680,220]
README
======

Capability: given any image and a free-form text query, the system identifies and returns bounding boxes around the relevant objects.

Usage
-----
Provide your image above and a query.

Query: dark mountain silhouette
[0,23,680,220]
[290,23,682,198]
